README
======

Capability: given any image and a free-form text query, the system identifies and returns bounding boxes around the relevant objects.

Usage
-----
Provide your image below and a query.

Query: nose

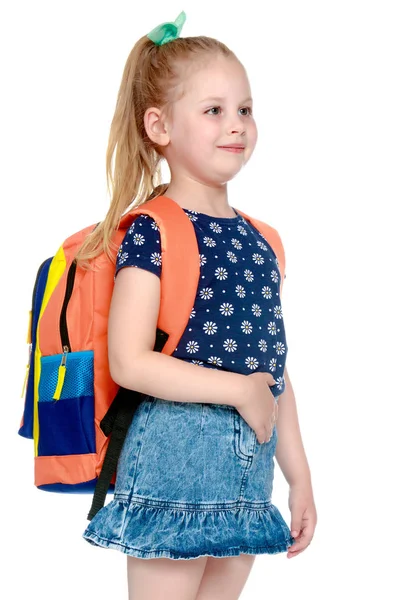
[230,126,245,135]
[227,115,246,136]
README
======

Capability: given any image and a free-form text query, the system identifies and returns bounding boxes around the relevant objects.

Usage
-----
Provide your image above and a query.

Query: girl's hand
[236,372,278,444]
[287,483,317,558]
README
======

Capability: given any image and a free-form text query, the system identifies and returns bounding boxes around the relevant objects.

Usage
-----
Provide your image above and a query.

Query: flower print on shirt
[115,215,163,279]
[114,207,288,396]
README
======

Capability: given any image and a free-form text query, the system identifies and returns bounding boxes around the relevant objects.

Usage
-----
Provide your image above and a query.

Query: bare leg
[195,554,257,600]
[127,555,208,600]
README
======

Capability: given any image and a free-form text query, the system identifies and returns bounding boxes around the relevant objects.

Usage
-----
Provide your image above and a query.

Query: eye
[205,106,253,116]
[206,107,221,116]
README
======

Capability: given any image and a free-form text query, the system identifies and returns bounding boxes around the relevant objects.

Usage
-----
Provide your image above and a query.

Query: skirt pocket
[37,350,95,456]
[232,410,257,461]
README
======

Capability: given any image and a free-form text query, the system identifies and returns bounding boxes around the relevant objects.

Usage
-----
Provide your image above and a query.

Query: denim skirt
[82,396,295,560]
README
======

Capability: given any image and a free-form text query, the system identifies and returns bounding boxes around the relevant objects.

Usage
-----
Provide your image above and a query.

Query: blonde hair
[74,34,237,271]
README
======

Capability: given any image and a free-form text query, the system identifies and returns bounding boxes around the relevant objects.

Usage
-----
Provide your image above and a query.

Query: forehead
[180,57,250,101]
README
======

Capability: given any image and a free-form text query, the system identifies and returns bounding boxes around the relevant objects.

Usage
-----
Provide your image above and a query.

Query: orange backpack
[18,195,286,519]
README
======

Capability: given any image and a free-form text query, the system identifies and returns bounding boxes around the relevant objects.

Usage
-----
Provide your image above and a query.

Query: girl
[80,10,317,600]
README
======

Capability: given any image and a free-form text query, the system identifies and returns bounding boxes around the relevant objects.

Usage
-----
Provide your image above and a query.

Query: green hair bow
[146,10,187,46]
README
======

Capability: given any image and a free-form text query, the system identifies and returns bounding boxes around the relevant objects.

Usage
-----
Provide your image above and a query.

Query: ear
[144,107,170,147]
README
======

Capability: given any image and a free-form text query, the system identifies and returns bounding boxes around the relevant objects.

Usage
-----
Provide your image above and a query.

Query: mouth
[218,146,245,153]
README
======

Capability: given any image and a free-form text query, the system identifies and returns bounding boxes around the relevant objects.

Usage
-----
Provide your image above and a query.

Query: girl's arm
[109,265,251,407]
[275,366,313,487]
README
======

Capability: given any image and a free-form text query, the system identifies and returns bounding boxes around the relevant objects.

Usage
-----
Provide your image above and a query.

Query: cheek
[198,118,215,133]
[178,119,206,143]
[189,123,217,151]
[249,122,258,146]
[172,118,220,155]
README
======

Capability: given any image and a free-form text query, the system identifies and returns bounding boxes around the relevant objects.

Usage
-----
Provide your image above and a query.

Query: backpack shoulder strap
[235,208,286,297]
[120,195,200,356]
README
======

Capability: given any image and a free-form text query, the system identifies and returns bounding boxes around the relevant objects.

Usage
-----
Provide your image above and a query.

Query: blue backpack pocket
[37,350,96,456]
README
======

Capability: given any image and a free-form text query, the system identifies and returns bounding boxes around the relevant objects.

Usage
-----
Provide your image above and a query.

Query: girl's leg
[127,555,208,600]
[195,554,257,600]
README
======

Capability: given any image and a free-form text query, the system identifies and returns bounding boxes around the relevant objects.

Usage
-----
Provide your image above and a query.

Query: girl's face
[162,56,258,186]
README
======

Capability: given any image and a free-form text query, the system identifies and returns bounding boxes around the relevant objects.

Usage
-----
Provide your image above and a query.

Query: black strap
[87,387,141,520]
[87,328,169,521]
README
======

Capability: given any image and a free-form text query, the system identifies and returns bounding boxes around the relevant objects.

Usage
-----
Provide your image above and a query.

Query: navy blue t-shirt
[115,207,288,398]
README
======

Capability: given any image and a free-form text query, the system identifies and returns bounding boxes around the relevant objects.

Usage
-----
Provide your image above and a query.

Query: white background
[1,1,399,598]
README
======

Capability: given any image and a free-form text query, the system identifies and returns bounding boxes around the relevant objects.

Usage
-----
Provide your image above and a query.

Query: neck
[163,184,234,218]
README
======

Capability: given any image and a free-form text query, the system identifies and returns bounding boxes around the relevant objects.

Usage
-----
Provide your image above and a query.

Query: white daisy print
[208,356,223,367]
[244,269,254,282]
[245,357,259,370]
[252,253,265,265]
[204,236,217,247]
[231,238,242,250]
[241,320,253,334]
[186,212,198,222]
[210,222,222,233]
[258,339,268,352]
[200,254,207,267]
[267,321,277,335]
[117,250,129,264]
[227,251,238,263]
[132,233,145,245]
[271,270,279,283]
[256,240,269,252]
[199,287,214,300]
[235,285,246,298]
[251,304,262,317]
[150,252,162,267]
[186,341,200,354]
[223,339,238,352]
[275,341,286,355]
[262,286,273,299]
[237,224,248,236]
[269,357,277,371]
[215,267,228,280]
[273,305,283,319]
[220,302,234,316]
[203,321,218,335]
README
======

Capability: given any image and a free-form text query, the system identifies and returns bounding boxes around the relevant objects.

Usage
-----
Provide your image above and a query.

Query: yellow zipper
[53,345,69,400]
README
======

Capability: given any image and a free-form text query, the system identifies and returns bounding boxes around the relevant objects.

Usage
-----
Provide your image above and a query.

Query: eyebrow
[198,96,253,104]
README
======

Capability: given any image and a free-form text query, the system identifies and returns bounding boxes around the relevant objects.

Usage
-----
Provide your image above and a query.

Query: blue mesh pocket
[38,350,95,456]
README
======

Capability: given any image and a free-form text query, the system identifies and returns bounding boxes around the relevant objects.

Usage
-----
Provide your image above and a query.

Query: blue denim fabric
[82,396,295,560]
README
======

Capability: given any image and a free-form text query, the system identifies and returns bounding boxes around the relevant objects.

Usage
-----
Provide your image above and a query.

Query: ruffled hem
[82,495,295,560]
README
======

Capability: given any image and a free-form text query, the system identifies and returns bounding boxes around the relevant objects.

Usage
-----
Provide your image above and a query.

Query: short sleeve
[115,214,162,280]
